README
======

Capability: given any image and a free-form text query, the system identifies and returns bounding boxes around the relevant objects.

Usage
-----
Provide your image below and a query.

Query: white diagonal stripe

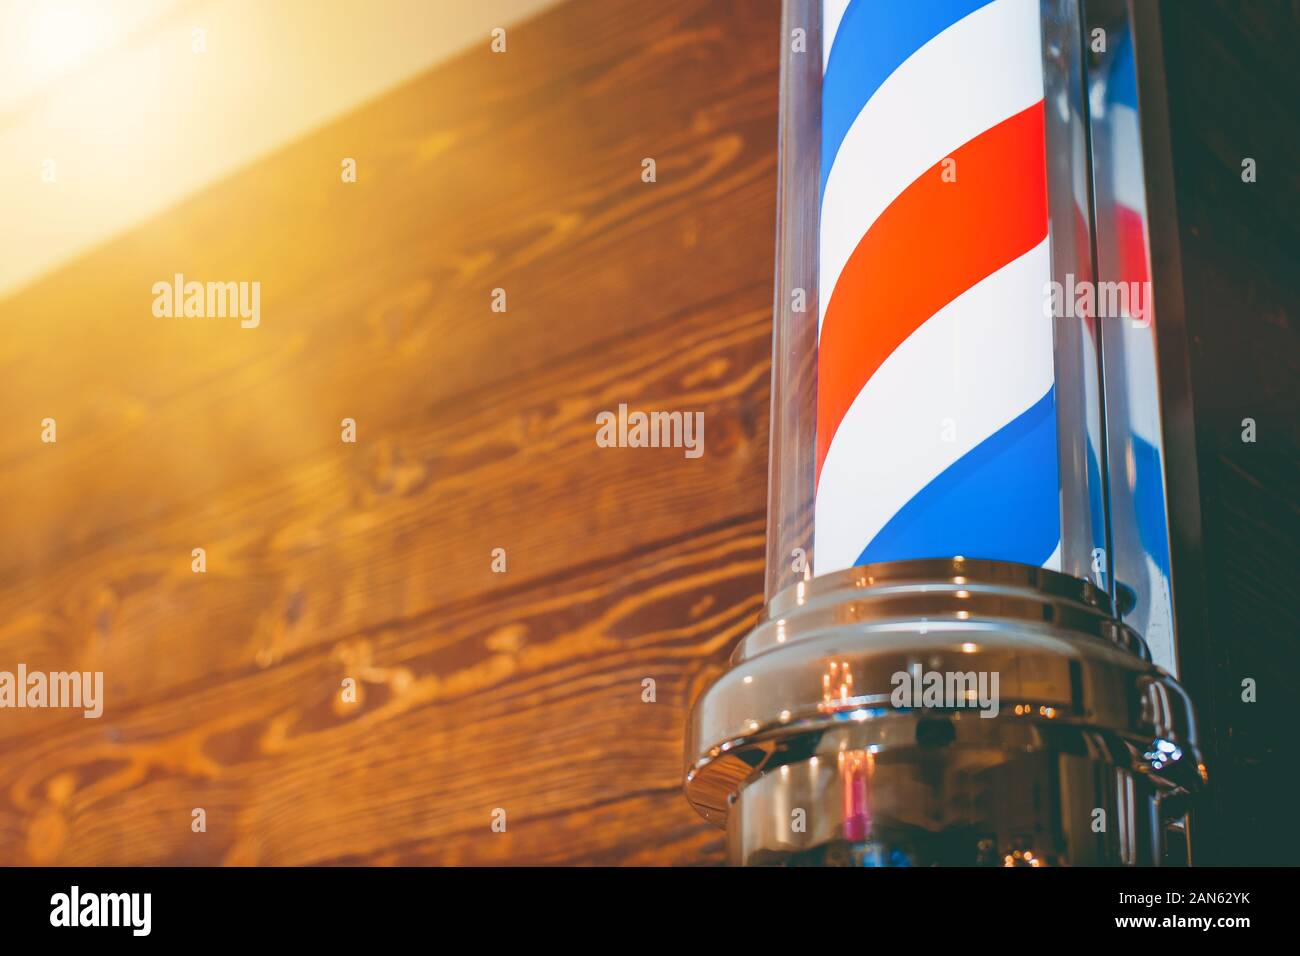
[814,239,1054,574]
[818,0,1044,337]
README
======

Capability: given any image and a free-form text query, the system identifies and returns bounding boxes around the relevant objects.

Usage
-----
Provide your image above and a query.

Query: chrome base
[685,559,1206,866]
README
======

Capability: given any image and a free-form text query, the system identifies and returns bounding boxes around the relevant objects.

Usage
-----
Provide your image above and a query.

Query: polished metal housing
[685,559,1205,865]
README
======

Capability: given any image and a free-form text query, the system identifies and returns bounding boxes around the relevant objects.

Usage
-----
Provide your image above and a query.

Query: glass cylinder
[1084,0,1178,670]
[688,0,1207,868]
[766,0,1109,600]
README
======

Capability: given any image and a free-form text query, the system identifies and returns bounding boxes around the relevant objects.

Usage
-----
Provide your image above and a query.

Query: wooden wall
[0,0,780,865]
[2,0,1293,868]
[1158,0,1300,866]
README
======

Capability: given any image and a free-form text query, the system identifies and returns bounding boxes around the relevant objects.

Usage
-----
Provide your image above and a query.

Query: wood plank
[1158,0,1300,864]
[0,517,761,865]
[0,287,771,746]
[0,0,782,865]
[0,0,778,578]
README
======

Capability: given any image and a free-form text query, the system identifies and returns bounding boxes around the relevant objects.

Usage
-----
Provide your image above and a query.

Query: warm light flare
[10,1,117,86]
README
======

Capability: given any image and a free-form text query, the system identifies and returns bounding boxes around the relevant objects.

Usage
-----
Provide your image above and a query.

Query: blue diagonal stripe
[1107,32,1138,110]
[821,0,993,199]
[1132,434,1171,576]
[855,386,1061,567]
[821,0,995,200]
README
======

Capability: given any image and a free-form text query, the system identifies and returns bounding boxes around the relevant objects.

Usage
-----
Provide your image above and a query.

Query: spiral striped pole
[1103,33,1174,653]
[814,0,1061,576]
[1109,33,1167,572]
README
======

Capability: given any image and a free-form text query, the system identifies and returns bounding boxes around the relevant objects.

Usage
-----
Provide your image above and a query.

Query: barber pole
[685,0,1206,866]
[815,0,1059,574]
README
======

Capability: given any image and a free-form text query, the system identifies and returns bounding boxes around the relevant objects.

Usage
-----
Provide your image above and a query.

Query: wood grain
[0,517,761,865]
[1157,0,1300,865]
[0,0,781,864]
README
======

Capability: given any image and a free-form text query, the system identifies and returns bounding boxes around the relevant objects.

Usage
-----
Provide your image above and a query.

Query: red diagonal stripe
[817,101,1049,483]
